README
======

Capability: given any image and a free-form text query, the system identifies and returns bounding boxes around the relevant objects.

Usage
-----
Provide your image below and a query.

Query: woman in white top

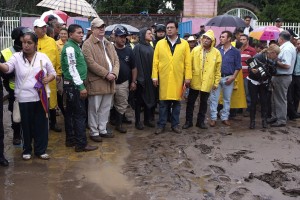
[0,32,56,160]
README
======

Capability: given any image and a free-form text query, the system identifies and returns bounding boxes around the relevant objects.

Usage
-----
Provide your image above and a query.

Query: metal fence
[256,22,300,36]
[0,17,20,50]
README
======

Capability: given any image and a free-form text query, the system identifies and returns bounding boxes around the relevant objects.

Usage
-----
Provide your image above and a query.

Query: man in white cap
[33,18,62,132]
[82,18,119,141]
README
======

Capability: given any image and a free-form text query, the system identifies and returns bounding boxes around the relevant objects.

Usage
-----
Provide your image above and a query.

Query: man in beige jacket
[82,18,119,141]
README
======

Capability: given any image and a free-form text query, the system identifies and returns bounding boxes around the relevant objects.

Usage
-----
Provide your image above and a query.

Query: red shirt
[241,45,256,78]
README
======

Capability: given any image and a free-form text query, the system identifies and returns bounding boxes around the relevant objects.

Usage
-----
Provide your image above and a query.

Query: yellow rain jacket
[152,37,192,100]
[38,35,61,109]
[190,30,221,92]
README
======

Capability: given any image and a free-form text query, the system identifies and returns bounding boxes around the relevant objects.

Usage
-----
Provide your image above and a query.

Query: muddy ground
[1,102,300,200]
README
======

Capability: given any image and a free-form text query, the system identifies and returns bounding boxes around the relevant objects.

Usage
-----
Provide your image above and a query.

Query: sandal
[22,154,31,160]
[38,154,50,160]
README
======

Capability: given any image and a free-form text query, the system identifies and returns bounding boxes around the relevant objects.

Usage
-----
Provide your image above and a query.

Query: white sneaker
[22,154,31,160]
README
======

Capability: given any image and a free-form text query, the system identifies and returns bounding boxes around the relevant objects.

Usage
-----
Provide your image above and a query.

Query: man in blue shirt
[210,31,242,127]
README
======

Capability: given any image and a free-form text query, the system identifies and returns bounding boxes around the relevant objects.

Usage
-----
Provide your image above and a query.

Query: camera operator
[246,44,280,129]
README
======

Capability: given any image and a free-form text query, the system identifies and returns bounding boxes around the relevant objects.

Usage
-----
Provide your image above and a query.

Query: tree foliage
[218,0,300,22]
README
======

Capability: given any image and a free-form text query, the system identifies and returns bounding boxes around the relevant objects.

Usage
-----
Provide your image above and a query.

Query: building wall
[184,0,218,18]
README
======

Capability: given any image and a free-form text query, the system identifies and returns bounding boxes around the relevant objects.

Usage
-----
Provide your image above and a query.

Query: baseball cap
[287,29,299,38]
[33,19,47,27]
[275,18,283,22]
[114,25,128,36]
[155,24,166,32]
[91,18,105,28]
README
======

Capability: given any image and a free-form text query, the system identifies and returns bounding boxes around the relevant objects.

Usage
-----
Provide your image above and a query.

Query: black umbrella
[205,15,246,28]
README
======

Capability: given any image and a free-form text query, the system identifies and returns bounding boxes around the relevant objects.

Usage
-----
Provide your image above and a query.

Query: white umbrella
[37,0,99,18]
[105,24,139,35]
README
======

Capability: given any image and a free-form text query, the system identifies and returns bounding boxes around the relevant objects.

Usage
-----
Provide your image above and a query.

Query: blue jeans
[64,84,87,149]
[210,76,234,121]
[157,100,181,128]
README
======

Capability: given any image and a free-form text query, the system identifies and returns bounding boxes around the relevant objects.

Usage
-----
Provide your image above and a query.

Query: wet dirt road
[1,103,300,200]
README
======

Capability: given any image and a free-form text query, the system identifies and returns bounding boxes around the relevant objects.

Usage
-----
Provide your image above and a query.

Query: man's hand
[80,89,88,99]
[225,76,235,85]
[130,82,137,91]
[153,79,158,87]
[106,73,116,81]
[184,79,191,88]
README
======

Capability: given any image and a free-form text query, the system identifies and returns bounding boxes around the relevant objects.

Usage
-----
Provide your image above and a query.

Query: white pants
[88,94,113,136]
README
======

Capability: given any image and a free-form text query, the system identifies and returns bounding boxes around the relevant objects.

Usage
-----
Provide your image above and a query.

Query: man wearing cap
[33,18,62,132]
[268,31,296,127]
[111,25,137,133]
[287,29,298,46]
[152,20,192,134]
[183,30,221,130]
[82,18,119,140]
[275,18,284,32]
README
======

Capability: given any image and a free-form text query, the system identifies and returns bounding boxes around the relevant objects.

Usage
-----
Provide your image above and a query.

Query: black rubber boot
[115,112,127,133]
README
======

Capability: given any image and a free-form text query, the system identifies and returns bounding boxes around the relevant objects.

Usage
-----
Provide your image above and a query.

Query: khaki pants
[113,81,129,114]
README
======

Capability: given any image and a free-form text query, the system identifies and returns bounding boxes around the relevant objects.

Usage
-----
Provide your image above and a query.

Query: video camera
[246,57,277,81]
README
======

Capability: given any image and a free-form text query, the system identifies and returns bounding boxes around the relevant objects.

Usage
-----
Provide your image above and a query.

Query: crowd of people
[0,14,299,167]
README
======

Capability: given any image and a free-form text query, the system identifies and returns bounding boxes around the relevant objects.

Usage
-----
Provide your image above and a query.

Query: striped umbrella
[36,0,99,18]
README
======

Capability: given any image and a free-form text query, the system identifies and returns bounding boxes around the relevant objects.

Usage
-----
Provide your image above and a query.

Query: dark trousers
[0,84,4,158]
[287,75,300,118]
[64,84,87,149]
[57,92,65,117]
[19,101,48,156]
[134,83,154,124]
[248,81,268,121]
[185,88,209,124]
[157,100,181,128]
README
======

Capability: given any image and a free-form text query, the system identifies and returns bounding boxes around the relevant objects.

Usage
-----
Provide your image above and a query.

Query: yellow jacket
[190,30,221,92]
[152,37,192,100]
[38,35,61,109]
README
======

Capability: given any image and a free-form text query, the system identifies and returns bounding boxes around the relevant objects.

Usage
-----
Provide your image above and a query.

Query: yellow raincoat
[152,37,192,100]
[190,30,222,92]
[37,35,61,109]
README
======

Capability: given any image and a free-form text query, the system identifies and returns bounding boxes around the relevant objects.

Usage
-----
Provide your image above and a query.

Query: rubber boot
[50,109,62,132]
[115,112,127,133]
[249,120,255,129]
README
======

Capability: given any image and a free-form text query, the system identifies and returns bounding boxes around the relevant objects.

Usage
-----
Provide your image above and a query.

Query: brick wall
[184,0,218,17]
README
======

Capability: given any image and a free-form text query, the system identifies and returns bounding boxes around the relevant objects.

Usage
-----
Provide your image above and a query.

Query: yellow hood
[201,29,216,47]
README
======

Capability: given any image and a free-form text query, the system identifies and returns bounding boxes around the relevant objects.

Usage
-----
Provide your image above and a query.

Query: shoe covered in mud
[122,114,132,124]
[154,127,164,135]
[75,145,98,152]
[210,120,216,127]
[267,117,277,124]
[172,126,182,134]
[0,157,9,167]
[135,122,144,130]
[249,121,255,129]
[144,121,155,128]
[270,122,286,127]
[196,121,208,129]
[99,133,115,138]
[222,120,231,126]
[116,125,127,133]
[90,135,103,142]
[182,122,193,129]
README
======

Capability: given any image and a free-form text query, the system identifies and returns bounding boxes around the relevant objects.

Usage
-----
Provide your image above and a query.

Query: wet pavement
[1,103,300,200]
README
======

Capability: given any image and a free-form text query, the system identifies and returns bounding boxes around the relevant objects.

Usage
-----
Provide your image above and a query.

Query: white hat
[187,35,196,41]
[91,18,105,28]
[33,19,47,27]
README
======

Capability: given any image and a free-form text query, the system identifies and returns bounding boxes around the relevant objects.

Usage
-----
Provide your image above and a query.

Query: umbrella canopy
[249,26,281,41]
[105,24,139,35]
[40,10,68,24]
[206,15,246,28]
[37,0,99,18]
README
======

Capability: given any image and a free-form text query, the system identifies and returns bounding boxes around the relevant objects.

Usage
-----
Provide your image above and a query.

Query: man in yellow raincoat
[182,30,222,130]
[34,19,62,132]
[152,21,192,135]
